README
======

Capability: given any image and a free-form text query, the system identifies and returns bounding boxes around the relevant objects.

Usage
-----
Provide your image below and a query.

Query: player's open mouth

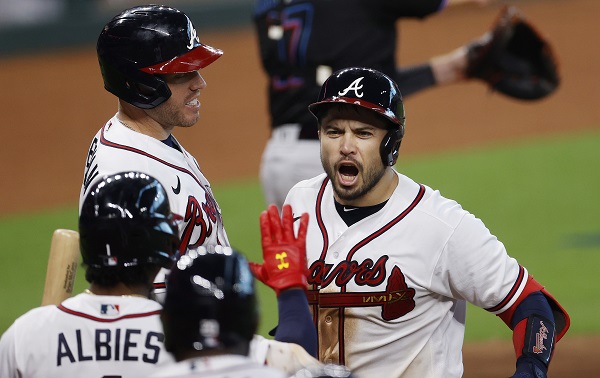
[186,98,200,108]
[338,163,359,186]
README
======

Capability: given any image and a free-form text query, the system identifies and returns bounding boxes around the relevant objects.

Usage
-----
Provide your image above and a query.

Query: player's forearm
[395,65,436,97]
[275,289,317,357]
[509,291,555,377]
[396,43,468,96]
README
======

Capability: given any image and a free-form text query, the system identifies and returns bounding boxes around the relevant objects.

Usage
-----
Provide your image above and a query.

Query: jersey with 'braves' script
[0,293,174,378]
[285,171,526,377]
[79,115,230,300]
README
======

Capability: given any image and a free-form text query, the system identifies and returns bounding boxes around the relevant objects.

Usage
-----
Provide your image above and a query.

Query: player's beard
[150,99,200,129]
[323,155,386,202]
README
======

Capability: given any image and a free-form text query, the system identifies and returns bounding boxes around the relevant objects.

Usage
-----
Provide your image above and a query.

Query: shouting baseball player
[254,0,526,210]
[80,4,316,356]
[269,67,570,377]
[0,172,179,377]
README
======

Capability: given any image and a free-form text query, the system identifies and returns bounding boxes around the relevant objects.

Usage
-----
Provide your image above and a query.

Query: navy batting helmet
[79,171,180,269]
[97,5,223,109]
[162,246,258,354]
[308,67,406,166]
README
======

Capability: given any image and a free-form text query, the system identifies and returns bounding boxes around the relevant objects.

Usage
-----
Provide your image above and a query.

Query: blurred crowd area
[0,0,246,29]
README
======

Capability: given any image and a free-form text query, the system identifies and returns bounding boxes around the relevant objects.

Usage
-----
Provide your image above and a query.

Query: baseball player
[151,246,287,378]
[152,246,353,378]
[254,0,499,209]
[276,67,571,377]
[81,4,228,303]
[81,5,316,356]
[0,171,179,377]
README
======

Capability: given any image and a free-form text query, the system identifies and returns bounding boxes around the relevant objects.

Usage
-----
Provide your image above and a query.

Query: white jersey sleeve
[249,335,323,375]
[0,323,19,378]
[150,354,286,378]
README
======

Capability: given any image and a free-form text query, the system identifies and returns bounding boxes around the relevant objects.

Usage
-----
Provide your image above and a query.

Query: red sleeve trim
[497,274,543,327]
[497,275,570,342]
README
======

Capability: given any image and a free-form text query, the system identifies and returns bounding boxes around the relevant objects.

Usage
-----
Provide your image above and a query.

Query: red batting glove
[249,204,309,296]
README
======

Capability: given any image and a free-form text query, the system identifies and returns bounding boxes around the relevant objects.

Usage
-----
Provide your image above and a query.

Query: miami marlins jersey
[79,115,230,300]
[285,171,527,377]
[0,293,174,378]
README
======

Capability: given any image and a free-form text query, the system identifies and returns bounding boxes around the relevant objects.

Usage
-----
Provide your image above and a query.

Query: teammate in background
[0,171,179,377]
[81,4,316,355]
[151,246,287,378]
[277,67,570,377]
[254,0,500,209]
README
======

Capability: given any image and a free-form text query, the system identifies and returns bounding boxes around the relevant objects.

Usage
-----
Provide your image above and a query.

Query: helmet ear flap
[100,57,172,109]
[126,71,172,109]
[380,128,403,166]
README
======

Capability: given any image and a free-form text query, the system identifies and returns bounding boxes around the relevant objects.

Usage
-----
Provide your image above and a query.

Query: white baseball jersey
[285,171,526,378]
[250,335,323,375]
[150,335,322,377]
[79,115,230,300]
[150,354,286,378]
[0,293,174,378]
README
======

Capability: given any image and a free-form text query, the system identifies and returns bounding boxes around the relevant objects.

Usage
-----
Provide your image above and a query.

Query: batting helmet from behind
[79,171,180,270]
[161,245,259,356]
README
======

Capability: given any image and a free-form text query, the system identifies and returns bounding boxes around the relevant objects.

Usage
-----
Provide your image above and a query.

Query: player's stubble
[147,71,205,130]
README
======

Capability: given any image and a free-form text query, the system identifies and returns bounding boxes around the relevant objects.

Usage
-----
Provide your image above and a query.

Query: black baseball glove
[466,6,560,100]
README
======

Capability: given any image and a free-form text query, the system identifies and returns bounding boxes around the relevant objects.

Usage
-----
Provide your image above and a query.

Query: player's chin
[180,111,200,127]
[333,183,363,202]
[333,173,362,199]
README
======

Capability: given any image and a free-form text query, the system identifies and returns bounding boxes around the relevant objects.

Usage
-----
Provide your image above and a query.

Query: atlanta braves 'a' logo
[186,16,200,49]
[338,77,364,98]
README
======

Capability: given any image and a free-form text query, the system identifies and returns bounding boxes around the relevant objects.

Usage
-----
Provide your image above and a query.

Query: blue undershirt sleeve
[273,289,317,357]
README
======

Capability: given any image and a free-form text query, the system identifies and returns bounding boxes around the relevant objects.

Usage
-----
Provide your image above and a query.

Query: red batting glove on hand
[249,204,309,296]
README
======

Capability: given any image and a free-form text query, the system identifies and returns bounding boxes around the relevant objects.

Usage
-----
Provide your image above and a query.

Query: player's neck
[117,106,172,140]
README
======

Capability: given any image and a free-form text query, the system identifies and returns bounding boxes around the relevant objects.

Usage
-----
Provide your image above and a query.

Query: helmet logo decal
[338,77,364,98]
[186,17,200,50]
